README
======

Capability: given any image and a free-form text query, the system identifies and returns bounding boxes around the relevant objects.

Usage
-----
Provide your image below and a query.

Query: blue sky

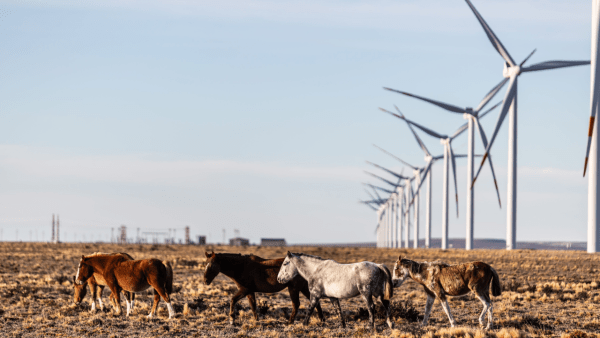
[0,0,593,244]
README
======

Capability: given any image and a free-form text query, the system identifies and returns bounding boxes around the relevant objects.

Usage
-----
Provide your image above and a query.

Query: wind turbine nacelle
[503,62,520,78]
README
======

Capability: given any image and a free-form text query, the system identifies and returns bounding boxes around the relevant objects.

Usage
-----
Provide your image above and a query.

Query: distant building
[197,236,206,245]
[261,238,286,246]
[229,237,250,246]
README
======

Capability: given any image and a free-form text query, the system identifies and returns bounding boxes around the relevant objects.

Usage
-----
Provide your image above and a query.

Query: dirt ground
[0,242,599,337]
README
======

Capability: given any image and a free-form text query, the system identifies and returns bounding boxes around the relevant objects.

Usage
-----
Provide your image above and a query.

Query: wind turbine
[381,108,489,249]
[383,84,503,250]
[586,0,600,253]
[465,0,590,250]
[365,164,408,247]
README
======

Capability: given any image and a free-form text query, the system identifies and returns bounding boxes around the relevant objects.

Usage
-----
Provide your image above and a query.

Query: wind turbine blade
[475,78,509,113]
[477,76,518,177]
[405,161,432,209]
[373,144,418,170]
[522,60,590,73]
[473,118,502,207]
[447,144,459,218]
[364,171,400,188]
[363,183,394,195]
[584,116,595,176]
[366,161,408,180]
[479,101,502,119]
[451,122,469,140]
[369,184,382,201]
[364,188,376,201]
[384,106,446,139]
[383,88,465,114]
[359,200,378,211]
[519,48,537,67]
[464,0,515,66]
[394,106,432,157]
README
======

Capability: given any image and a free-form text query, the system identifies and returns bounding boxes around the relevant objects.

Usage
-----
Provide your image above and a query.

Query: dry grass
[1,242,600,337]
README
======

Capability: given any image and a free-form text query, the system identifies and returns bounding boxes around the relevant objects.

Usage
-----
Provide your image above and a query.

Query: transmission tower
[51,214,55,242]
[119,225,127,244]
[185,226,190,245]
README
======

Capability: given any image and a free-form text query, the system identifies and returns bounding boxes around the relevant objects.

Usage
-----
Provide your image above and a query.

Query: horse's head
[203,251,220,285]
[72,275,87,305]
[277,251,298,284]
[75,255,94,286]
[393,255,412,288]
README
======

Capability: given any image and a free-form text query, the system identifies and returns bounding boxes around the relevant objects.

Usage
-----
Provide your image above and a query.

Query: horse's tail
[162,260,173,295]
[490,266,502,297]
[379,264,393,300]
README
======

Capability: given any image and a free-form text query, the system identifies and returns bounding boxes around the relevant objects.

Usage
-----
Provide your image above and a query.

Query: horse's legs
[130,292,136,311]
[303,295,321,326]
[473,290,493,330]
[330,298,346,328]
[96,286,105,311]
[109,285,122,315]
[438,295,456,327]
[377,294,393,329]
[359,291,375,330]
[421,294,435,326]
[124,291,131,317]
[148,290,161,318]
[229,289,249,325]
[300,287,324,321]
[246,293,259,321]
[287,288,300,324]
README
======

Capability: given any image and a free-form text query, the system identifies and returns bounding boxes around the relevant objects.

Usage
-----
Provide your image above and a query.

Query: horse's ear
[211,251,215,257]
[205,251,211,258]
[286,251,292,257]
[81,255,85,261]
[398,255,402,261]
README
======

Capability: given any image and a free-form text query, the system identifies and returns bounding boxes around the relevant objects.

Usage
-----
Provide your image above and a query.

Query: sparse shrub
[503,279,522,292]
[187,296,207,313]
[561,330,590,338]
[388,300,421,322]
[575,291,589,300]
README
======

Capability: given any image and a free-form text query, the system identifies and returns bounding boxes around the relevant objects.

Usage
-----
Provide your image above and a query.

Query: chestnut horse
[75,254,174,319]
[393,256,501,329]
[204,252,324,325]
[73,252,136,313]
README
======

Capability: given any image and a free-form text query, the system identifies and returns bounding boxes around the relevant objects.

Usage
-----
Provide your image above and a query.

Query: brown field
[1,242,600,337]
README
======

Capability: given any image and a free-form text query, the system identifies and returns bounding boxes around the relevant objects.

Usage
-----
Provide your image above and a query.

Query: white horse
[277,252,394,330]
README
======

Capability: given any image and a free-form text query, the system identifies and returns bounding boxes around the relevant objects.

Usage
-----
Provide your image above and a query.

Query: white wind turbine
[372,145,427,249]
[383,84,504,250]
[465,0,590,250]
[586,0,600,253]
[362,183,400,248]
[364,171,405,247]
[365,163,409,247]
[381,108,493,249]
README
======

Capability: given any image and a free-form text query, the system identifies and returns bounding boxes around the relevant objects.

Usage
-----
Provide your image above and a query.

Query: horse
[73,252,136,313]
[75,254,174,319]
[392,256,502,329]
[277,251,393,330]
[203,251,325,325]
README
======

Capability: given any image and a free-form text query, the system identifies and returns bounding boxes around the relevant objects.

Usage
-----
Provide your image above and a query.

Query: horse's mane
[294,253,327,261]
[401,258,450,274]
[84,252,134,260]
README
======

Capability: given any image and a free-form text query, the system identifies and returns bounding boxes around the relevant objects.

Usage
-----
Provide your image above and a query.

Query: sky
[0,0,593,245]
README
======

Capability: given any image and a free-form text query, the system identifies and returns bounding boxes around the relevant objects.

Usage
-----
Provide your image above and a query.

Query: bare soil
[0,242,599,337]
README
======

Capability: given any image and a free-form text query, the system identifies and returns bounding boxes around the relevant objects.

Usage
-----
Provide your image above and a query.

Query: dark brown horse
[73,252,136,313]
[75,254,174,319]
[204,251,324,325]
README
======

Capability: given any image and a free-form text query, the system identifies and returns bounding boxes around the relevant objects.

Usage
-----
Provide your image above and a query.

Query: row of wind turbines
[361,0,590,250]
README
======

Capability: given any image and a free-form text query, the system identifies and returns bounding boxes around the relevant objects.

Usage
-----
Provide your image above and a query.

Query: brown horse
[75,254,174,319]
[204,251,324,325]
[73,252,136,313]
[393,256,501,329]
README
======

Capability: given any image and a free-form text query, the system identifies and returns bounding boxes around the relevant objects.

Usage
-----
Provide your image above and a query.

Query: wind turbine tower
[587,0,600,253]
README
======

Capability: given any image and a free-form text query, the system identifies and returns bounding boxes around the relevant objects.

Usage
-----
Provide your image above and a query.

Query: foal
[73,252,136,313]
[277,252,393,330]
[393,256,501,329]
[203,252,324,325]
[75,254,174,319]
